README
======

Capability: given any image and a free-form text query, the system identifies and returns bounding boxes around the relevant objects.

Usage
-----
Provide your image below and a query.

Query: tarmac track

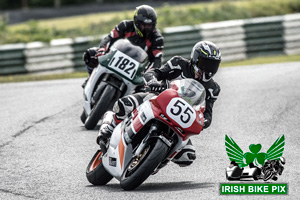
[0,62,299,200]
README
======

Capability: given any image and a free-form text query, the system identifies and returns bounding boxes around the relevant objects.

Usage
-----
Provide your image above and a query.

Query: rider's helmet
[191,41,221,82]
[133,5,157,38]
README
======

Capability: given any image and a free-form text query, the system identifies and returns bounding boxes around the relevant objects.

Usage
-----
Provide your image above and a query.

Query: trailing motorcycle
[86,79,206,190]
[81,39,149,130]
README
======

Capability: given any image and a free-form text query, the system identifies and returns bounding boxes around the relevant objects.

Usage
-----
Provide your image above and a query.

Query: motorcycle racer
[98,40,221,167]
[82,5,164,87]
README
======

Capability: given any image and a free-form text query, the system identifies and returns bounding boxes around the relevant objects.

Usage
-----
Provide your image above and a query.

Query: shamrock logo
[243,144,266,166]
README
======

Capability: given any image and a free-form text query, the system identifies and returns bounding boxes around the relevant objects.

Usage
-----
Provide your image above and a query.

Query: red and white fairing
[102,79,205,180]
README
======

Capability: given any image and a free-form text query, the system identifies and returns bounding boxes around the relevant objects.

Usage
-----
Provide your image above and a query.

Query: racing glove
[146,79,169,93]
[82,47,99,68]
[95,47,106,57]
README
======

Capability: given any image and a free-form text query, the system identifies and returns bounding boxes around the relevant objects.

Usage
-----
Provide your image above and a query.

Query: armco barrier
[0,13,300,75]
[0,43,26,74]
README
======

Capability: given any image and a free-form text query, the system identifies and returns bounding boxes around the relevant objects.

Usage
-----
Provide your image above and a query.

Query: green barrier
[244,19,284,57]
[0,44,27,74]
[0,13,300,75]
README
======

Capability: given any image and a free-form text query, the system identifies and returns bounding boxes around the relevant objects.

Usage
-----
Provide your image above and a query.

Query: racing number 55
[170,99,194,124]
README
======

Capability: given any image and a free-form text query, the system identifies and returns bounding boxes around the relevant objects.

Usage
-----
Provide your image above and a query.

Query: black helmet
[191,41,221,82]
[133,5,157,38]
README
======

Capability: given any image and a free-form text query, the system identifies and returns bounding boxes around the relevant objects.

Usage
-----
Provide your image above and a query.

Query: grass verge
[2,0,300,44]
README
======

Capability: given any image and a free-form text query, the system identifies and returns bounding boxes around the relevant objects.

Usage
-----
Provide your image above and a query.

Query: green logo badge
[225,135,285,181]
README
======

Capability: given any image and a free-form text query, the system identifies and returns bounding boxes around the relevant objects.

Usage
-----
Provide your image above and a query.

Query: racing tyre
[120,139,169,190]
[85,84,119,130]
[80,110,87,124]
[86,150,113,185]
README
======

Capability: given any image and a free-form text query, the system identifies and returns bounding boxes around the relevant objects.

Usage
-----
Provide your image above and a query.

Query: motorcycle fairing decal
[155,89,204,140]
[109,157,117,167]
[118,130,126,169]
[107,50,139,80]
[166,97,196,129]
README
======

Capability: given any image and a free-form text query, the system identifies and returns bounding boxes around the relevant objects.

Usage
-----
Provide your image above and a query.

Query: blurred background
[0,0,300,79]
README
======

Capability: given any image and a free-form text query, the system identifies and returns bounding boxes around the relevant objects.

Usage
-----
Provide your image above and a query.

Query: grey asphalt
[0,62,299,199]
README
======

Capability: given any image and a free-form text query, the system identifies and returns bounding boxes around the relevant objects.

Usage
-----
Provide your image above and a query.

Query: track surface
[0,62,299,199]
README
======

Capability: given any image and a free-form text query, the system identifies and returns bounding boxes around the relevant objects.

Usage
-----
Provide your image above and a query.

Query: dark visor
[197,56,221,76]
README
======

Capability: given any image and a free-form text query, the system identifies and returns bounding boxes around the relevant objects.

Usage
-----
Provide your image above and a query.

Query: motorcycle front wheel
[86,150,113,185]
[120,139,169,190]
[85,84,119,130]
[80,110,87,124]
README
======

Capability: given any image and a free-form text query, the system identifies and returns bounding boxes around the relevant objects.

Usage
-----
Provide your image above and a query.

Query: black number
[115,56,123,67]
[171,100,185,116]
[119,58,129,70]
[108,57,115,66]
[181,107,193,123]
[125,62,136,75]
[170,99,194,124]
[109,55,137,78]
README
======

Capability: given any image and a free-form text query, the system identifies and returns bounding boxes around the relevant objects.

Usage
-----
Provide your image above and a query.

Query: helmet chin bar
[193,64,213,82]
[133,23,144,37]
[201,72,213,82]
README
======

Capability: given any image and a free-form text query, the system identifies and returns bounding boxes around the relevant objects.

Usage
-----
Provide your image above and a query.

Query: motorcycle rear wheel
[120,139,169,190]
[86,150,113,185]
[85,84,119,130]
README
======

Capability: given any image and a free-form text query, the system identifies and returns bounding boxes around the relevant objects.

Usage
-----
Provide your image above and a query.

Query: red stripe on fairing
[132,114,143,133]
[112,29,119,38]
[124,32,136,38]
[152,49,162,57]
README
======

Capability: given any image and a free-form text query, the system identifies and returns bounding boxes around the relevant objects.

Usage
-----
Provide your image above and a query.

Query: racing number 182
[109,56,136,78]
[170,100,193,123]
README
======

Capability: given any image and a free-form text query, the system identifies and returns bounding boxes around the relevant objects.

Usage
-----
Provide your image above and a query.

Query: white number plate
[107,50,139,80]
[166,98,196,128]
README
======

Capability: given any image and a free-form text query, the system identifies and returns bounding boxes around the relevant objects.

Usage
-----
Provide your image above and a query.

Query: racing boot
[172,139,196,167]
[96,111,118,153]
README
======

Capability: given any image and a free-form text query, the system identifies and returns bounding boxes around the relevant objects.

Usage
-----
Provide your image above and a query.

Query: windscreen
[174,79,206,108]
[112,39,148,63]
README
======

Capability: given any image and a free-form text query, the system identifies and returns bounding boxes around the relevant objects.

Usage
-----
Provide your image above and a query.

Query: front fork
[134,124,173,158]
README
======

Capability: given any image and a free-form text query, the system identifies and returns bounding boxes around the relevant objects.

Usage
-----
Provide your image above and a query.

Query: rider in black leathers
[98,41,221,167]
[82,5,164,87]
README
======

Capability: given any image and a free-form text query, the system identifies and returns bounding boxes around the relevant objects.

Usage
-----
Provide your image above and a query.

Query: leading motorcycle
[81,39,149,130]
[86,79,206,190]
